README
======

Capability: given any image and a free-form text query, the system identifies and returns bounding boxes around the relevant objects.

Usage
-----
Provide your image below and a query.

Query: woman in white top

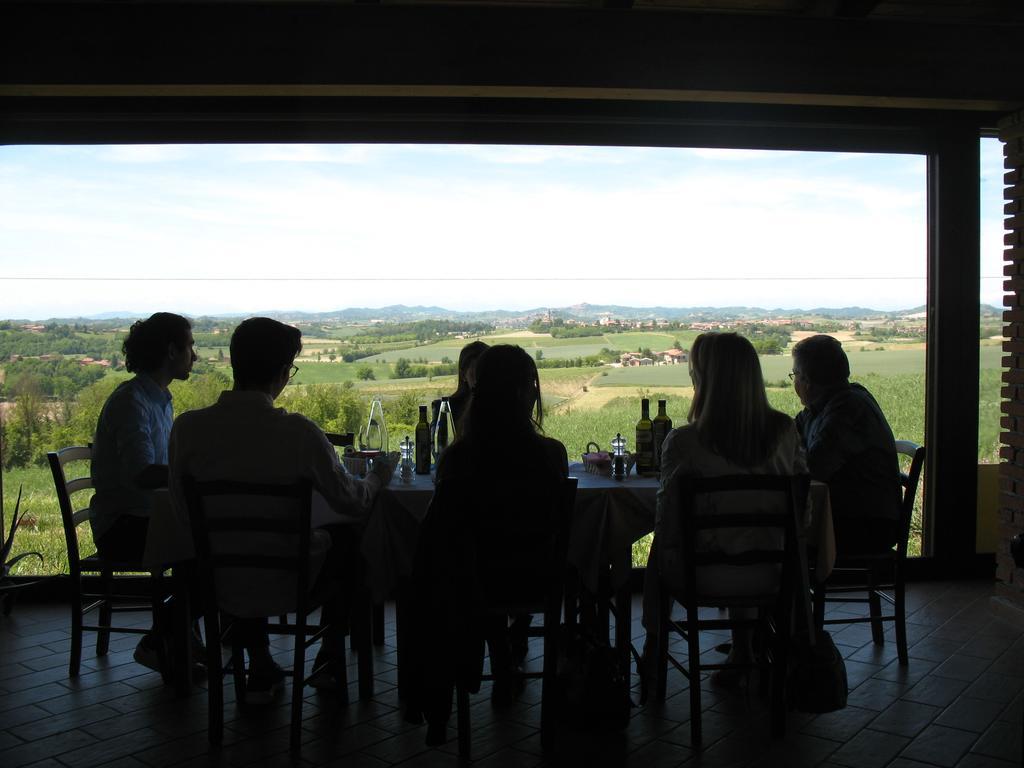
[642,331,806,688]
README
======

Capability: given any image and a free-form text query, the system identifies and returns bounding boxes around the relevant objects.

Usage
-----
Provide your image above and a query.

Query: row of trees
[354,320,491,343]
[392,358,458,379]
[1,358,109,399]
[0,368,439,470]
[0,325,119,359]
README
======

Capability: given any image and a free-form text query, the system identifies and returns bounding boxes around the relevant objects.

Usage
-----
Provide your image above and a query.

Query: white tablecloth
[565,464,835,593]
[143,468,834,605]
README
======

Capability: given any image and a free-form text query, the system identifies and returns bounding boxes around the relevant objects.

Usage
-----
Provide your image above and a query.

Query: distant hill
[21,302,998,326]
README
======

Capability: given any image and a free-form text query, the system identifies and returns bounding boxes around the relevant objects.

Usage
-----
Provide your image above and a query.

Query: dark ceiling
[1,0,1021,146]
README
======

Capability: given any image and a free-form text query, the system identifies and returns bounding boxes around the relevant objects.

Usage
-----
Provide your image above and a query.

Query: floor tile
[899,723,977,767]
[827,729,909,768]
[970,720,1022,764]
[934,695,1006,734]
[867,699,941,738]
[1,583,1021,768]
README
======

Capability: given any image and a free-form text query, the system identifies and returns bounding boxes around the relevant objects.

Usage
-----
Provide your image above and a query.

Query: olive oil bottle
[415,405,431,474]
[652,399,672,470]
[635,398,654,475]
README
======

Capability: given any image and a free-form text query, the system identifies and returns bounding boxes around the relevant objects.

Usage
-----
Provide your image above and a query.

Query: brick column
[998,112,1024,595]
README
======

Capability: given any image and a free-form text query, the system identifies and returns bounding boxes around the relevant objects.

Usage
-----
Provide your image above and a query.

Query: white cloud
[0,143,990,319]
[99,145,192,163]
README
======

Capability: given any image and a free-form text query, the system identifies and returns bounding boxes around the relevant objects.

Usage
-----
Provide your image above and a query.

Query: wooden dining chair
[48,446,170,680]
[652,473,810,749]
[183,475,361,752]
[456,476,578,759]
[812,441,925,665]
[425,476,578,760]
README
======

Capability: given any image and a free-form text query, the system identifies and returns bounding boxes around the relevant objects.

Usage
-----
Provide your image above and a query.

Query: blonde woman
[641,332,806,688]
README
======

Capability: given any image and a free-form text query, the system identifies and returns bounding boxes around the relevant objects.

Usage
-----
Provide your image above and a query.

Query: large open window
[0,143,945,572]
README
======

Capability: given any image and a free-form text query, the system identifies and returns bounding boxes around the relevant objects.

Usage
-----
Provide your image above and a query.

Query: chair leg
[564,569,580,635]
[687,606,702,750]
[290,614,306,752]
[151,573,172,686]
[812,581,825,632]
[205,611,224,745]
[96,568,113,656]
[171,572,193,695]
[540,607,559,751]
[231,635,248,707]
[456,682,471,761]
[894,569,908,666]
[655,589,670,701]
[769,624,788,738]
[372,603,385,647]
[868,580,884,646]
[69,578,84,677]
[395,588,409,700]
[354,588,374,701]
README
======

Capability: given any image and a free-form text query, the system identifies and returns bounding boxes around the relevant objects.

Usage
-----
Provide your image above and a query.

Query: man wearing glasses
[791,334,901,555]
[168,316,393,701]
[90,311,197,671]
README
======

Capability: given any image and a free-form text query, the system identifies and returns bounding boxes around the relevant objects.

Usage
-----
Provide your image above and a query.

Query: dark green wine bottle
[652,399,673,470]
[635,398,654,475]
[415,405,431,474]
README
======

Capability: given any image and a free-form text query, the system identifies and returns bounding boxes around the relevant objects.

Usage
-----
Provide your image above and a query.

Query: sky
[0,140,1007,320]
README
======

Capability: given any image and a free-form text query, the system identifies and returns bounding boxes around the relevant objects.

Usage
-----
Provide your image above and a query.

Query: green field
[0,333,1005,575]
[360,330,689,363]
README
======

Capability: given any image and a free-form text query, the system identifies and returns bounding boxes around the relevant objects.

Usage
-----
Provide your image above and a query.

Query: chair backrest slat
[437,475,577,616]
[66,477,91,495]
[676,473,809,615]
[893,441,925,558]
[48,446,95,575]
[208,554,304,570]
[691,511,792,530]
[183,475,314,618]
[693,550,786,568]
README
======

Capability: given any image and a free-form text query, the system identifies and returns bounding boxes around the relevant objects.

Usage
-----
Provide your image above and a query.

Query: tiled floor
[1,581,1022,767]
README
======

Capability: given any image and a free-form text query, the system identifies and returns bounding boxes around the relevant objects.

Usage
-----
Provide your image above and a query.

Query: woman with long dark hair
[436,343,566,481]
[410,344,568,744]
[642,332,806,685]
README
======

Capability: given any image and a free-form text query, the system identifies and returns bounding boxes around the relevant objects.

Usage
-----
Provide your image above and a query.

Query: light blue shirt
[89,373,173,539]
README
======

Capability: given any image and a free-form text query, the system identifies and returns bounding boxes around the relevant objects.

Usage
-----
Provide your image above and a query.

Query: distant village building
[619,352,656,367]
[657,349,688,365]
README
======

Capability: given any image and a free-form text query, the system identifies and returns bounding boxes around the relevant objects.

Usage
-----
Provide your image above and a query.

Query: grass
[2,346,1005,575]
[291,361,395,385]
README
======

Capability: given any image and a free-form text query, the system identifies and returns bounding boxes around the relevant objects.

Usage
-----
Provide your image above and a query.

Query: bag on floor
[556,624,631,730]
[789,629,848,713]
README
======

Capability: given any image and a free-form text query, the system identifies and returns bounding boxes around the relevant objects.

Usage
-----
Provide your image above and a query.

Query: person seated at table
[641,332,806,689]
[791,334,901,555]
[90,311,197,672]
[410,344,568,744]
[168,317,393,701]
[431,339,488,434]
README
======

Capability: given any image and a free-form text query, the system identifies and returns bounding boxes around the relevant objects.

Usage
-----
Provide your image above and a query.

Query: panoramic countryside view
[0,140,1007,572]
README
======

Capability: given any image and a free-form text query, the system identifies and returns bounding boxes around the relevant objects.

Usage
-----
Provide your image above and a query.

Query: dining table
[143,461,835,686]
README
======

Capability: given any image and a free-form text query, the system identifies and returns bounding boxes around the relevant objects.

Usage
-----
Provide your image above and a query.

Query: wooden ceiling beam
[1,3,1020,112]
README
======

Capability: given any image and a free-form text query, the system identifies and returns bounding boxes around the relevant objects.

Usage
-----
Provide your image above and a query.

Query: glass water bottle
[360,394,388,454]
[432,396,456,461]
